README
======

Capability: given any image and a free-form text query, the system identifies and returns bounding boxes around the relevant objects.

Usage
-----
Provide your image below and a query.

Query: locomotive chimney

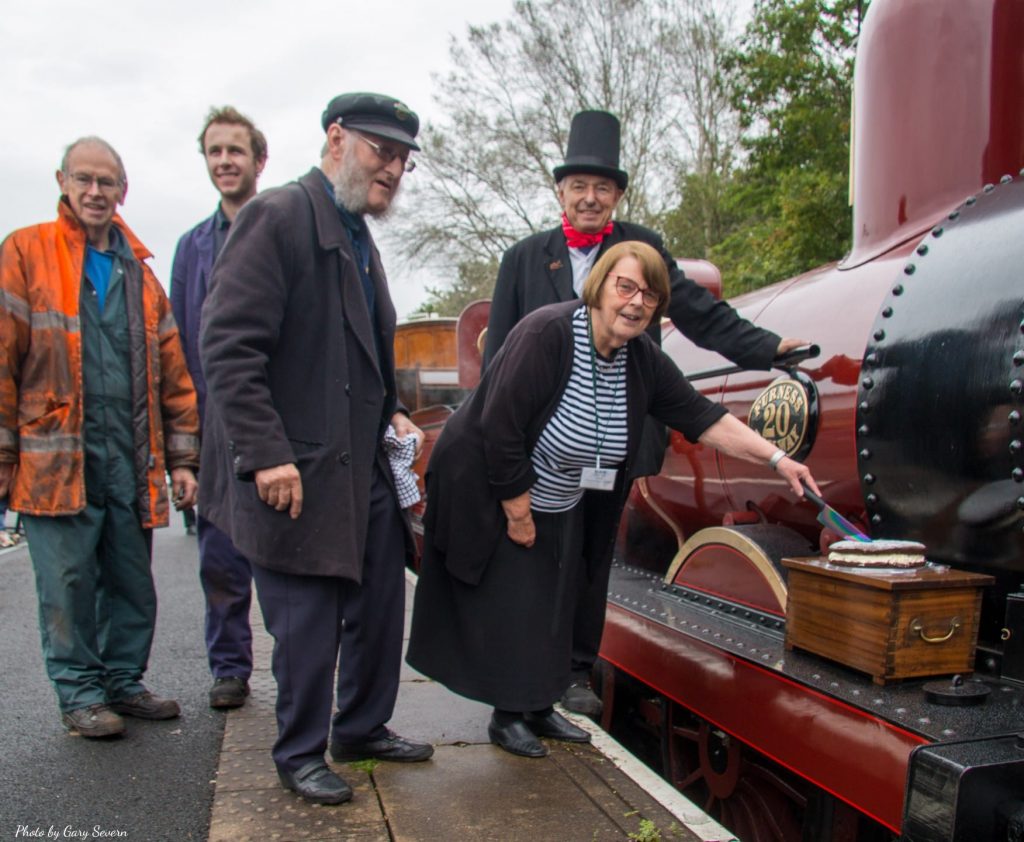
[843,0,1024,268]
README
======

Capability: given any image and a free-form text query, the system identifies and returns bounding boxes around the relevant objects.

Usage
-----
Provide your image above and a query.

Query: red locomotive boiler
[594,0,1024,838]
[406,0,1024,839]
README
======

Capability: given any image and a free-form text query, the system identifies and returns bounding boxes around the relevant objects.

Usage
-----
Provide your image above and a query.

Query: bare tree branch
[388,0,741,299]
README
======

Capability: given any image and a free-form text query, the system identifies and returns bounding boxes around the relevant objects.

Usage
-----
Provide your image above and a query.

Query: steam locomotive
[402,0,1024,839]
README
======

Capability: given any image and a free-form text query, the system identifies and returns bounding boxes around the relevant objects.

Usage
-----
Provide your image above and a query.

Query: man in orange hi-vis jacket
[0,136,200,739]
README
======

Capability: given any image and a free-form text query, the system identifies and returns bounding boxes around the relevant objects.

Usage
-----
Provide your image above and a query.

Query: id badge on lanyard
[580,458,617,491]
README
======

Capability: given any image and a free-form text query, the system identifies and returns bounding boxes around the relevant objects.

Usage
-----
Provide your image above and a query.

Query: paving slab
[208,573,736,842]
[208,783,386,842]
[386,677,492,746]
[376,741,693,842]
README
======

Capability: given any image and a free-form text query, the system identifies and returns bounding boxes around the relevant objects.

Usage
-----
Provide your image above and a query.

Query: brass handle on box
[910,617,961,644]
[1002,628,1011,641]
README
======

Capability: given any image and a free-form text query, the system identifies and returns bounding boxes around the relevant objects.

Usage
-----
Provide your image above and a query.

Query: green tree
[661,0,742,261]
[706,0,866,295]
[388,0,742,287]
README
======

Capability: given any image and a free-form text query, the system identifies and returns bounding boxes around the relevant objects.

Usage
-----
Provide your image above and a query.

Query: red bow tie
[562,213,613,249]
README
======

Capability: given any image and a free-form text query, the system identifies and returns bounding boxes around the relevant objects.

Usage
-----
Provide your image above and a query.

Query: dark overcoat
[482,220,781,370]
[198,168,408,581]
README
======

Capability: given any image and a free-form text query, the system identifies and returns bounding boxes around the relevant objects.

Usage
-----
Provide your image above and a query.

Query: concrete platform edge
[403,569,738,842]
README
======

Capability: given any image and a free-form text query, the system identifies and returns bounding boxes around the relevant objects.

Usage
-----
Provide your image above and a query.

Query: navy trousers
[197,514,253,680]
[251,464,406,773]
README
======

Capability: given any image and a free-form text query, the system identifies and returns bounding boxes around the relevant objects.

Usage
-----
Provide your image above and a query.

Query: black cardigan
[424,300,727,586]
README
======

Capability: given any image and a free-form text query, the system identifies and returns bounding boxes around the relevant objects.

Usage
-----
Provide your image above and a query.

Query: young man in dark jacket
[171,105,267,710]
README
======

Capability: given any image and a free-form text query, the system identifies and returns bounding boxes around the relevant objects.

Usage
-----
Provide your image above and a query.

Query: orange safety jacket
[0,199,200,528]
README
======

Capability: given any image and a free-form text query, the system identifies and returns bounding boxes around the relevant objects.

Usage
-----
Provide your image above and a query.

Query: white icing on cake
[827,539,926,568]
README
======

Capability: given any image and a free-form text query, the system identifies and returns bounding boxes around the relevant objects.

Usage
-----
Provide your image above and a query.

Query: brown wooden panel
[394,321,457,369]
[890,589,983,677]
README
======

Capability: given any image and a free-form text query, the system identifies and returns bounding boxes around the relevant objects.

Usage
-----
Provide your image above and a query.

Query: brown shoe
[110,691,181,720]
[62,704,125,738]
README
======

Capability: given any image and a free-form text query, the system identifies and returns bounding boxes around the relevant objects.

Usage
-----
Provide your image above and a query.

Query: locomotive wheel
[661,700,807,842]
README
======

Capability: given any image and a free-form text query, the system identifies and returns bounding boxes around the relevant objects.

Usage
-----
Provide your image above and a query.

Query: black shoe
[329,728,434,763]
[487,715,548,758]
[209,677,249,709]
[561,680,603,717]
[279,760,352,805]
[62,703,125,738]
[110,691,181,720]
[524,709,591,743]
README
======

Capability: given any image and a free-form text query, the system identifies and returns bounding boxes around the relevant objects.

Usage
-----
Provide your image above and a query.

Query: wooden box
[782,557,993,685]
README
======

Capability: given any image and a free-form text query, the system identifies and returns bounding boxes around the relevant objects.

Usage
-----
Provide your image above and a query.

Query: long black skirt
[406,504,584,712]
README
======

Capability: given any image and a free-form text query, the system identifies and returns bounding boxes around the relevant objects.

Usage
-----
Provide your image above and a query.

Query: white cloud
[0,0,512,318]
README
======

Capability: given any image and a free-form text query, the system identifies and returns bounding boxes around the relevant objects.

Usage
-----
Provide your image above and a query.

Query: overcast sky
[0,0,512,318]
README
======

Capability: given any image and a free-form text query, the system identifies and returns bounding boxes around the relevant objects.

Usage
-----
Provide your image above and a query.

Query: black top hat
[321,92,420,151]
[552,110,628,190]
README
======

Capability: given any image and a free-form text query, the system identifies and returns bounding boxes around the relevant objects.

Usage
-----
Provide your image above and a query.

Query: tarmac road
[0,519,222,842]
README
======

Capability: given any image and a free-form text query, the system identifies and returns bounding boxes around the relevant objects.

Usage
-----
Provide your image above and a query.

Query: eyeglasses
[610,274,661,308]
[564,180,618,199]
[355,132,416,173]
[66,172,122,192]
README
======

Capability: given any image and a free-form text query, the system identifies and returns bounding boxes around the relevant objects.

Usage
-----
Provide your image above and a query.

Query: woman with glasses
[406,240,820,758]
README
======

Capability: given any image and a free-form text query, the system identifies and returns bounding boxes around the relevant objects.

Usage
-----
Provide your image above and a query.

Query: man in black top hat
[200,92,433,806]
[483,110,806,717]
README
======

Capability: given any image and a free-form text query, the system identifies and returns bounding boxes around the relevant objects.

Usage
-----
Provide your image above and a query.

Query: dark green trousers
[24,501,154,712]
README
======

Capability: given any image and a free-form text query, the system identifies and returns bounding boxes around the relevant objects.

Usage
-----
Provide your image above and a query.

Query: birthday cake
[827,539,927,568]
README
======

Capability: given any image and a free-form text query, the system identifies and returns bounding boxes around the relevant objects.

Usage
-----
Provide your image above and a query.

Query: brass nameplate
[748,376,811,457]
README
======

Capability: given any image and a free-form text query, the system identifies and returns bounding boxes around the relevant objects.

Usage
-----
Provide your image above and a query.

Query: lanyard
[585,309,624,469]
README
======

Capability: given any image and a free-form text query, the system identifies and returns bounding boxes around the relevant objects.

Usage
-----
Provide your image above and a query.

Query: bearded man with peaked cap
[199,93,433,806]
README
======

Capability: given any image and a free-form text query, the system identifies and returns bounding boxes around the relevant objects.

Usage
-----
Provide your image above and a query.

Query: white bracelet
[768,450,787,471]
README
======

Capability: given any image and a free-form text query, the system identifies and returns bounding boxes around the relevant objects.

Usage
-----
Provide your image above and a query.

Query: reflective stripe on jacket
[0,199,200,527]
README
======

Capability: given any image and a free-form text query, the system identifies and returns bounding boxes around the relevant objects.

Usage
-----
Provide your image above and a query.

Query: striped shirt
[530,305,629,512]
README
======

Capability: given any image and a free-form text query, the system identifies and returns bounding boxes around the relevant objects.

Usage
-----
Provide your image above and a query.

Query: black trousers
[251,464,406,773]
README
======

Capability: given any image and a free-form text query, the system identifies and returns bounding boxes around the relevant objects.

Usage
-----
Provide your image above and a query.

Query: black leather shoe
[278,760,352,805]
[561,680,604,717]
[487,716,548,758]
[524,709,591,743]
[209,677,249,709]
[329,728,434,763]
